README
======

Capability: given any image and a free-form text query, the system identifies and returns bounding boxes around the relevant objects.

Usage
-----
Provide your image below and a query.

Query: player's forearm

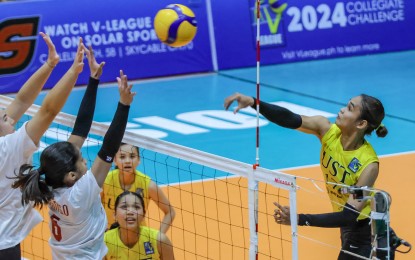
[8,63,54,121]
[160,217,172,233]
[251,98,302,129]
[298,203,360,228]
[160,209,176,233]
[17,62,54,102]
[41,69,79,115]
[71,77,99,137]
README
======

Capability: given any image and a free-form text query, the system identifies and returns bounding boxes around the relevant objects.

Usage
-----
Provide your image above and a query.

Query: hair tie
[376,123,384,131]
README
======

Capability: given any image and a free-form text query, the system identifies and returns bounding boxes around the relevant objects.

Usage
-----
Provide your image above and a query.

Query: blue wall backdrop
[1,0,414,93]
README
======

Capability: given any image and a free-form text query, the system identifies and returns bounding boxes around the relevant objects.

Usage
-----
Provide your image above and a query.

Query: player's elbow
[163,204,176,222]
[39,103,61,119]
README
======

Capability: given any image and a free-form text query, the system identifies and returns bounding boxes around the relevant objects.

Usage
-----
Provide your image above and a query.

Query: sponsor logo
[0,17,39,75]
[348,157,362,173]
[250,0,288,47]
[274,177,292,186]
[144,241,154,255]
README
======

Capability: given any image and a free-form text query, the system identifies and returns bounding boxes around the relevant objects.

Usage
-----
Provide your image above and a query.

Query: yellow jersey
[320,124,378,220]
[103,169,151,226]
[104,226,160,260]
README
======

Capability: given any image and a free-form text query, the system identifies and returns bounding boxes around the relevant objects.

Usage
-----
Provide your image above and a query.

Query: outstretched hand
[85,45,105,79]
[40,32,59,68]
[224,92,255,114]
[117,70,136,106]
[273,202,291,225]
[70,37,86,74]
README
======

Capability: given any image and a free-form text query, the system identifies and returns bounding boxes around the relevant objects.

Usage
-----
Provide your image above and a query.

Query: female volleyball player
[104,191,174,260]
[12,69,135,259]
[102,143,176,233]
[0,33,85,259]
[224,93,387,260]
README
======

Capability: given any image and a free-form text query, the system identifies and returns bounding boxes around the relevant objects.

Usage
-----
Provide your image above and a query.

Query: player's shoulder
[135,170,151,180]
[105,169,120,183]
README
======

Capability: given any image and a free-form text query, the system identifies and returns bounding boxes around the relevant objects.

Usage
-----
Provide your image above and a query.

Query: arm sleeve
[251,98,302,129]
[298,203,360,228]
[97,102,130,163]
[71,77,99,137]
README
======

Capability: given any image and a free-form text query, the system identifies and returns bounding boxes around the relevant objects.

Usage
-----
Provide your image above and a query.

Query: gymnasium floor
[23,50,415,259]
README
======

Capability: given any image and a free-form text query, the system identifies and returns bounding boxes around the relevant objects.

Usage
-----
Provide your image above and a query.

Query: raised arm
[224,92,331,139]
[91,70,136,187]
[6,32,60,125]
[25,38,86,145]
[68,45,105,149]
[148,181,176,233]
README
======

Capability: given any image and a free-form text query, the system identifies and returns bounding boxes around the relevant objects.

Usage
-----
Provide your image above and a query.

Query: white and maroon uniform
[0,123,41,250]
[48,170,107,259]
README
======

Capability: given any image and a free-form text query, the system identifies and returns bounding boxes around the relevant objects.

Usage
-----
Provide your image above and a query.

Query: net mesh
[0,95,298,260]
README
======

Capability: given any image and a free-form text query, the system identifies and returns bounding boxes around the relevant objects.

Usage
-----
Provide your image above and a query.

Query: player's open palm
[86,45,105,79]
[117,70,136,106]
[40,32,60,67]
[70,38,86,74]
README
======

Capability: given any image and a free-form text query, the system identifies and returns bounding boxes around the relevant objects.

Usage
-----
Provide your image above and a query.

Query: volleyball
[154,4,197,47]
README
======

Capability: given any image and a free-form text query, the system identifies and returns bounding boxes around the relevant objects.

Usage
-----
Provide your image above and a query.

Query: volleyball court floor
[22,50,415,259]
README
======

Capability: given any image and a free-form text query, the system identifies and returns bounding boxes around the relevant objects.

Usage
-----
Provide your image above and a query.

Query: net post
[249,163,259,260]
[289,178,299,260]
[371,191,392,259]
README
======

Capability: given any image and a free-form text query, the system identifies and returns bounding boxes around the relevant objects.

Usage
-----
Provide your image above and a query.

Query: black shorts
[338,219,371,260]
[0,244,21,260]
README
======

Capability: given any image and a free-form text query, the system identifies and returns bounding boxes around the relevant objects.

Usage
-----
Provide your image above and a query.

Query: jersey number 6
[51,214,62,241]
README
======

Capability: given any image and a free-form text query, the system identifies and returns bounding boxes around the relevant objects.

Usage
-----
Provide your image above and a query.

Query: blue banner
[1,0,415,93]
[212,0,415,69]
[0,0,212,93]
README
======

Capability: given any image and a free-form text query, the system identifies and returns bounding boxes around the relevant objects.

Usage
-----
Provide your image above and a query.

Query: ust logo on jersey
[144,241,154,255]
[348,157,362,173]
[0,17,40,75]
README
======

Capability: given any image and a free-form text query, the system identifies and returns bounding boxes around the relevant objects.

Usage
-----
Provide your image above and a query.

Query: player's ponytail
[375,124,388,138]
[12,141,80,208]
[360,94,387,137]
[12,164,53,209]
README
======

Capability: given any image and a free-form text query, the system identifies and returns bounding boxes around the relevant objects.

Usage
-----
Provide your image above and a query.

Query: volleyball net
[0,95,299,260]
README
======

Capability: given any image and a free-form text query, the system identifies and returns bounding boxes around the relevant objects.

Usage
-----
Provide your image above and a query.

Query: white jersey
[0,122,41,250]
[48,170,107,260]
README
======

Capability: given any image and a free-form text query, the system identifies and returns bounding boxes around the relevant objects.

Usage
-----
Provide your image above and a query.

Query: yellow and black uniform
[102,169,151,226]
[104,226,160,260]
[321,124,378,220]
[321,124,378,260]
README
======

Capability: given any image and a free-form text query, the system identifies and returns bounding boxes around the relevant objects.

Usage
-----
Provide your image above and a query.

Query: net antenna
[250,2,299,259]
[249,0,261,259]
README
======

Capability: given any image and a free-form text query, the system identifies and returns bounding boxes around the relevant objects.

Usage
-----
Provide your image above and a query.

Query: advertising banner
[1,1,414,93]
[212,0,415,69]
[0,0,212,93]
